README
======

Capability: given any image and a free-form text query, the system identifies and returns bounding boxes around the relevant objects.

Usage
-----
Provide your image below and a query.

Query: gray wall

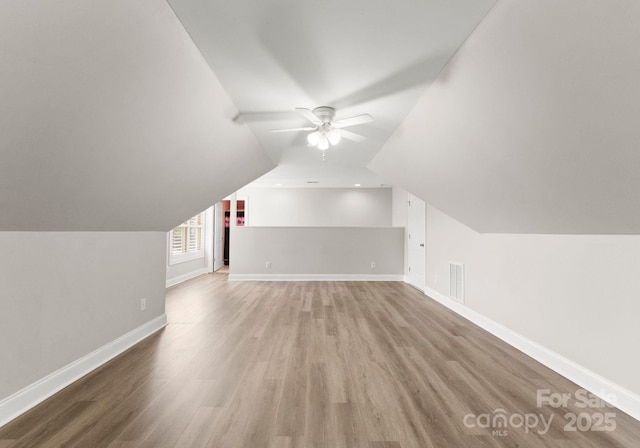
[424,205,640,395]
[236,187,392,227]
[369,0,640,235]
[0,232,166,400]
[166,256,207,286]
[0,0,274,232]
[230,227,403,277]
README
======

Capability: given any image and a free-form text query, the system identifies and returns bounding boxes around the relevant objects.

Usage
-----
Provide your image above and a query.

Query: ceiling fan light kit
[307,126,340,149]
[327,128,341,145]
[271,106,373,160]
[317,133,330,151]
[307,130,321,146]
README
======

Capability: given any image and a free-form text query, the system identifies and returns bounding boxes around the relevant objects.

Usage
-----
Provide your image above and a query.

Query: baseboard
[421,285,640,422]
[166,268,208,288]
[402,276,427,293]
[228,274,404,282]
[0,314,167,428]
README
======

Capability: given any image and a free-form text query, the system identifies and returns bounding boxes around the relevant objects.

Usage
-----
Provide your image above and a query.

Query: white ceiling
[166,0,495,188]
[370,0,640,234]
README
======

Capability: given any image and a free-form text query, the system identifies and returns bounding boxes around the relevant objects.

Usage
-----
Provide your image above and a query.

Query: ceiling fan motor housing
[312,106,336,123]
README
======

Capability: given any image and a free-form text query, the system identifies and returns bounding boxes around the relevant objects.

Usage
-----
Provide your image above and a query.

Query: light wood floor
[2,274,639,447]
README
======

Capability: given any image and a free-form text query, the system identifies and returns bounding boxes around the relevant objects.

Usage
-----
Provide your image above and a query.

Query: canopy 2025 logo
[462,388,617,437]
[537,388,617,433]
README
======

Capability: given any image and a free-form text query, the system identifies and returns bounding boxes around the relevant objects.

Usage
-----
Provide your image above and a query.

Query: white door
[213,202,224,271]
[407,194,426,291]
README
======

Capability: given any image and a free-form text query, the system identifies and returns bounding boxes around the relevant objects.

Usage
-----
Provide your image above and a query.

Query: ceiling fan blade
[332,114,373,128]
[233,110,301,123]
[338,129,366,142]
[271,126,317,133]
[295,107,323,126]
[330,53,452,110]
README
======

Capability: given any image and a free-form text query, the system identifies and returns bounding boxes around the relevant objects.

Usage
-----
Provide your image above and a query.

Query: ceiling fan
[271,107,373,160]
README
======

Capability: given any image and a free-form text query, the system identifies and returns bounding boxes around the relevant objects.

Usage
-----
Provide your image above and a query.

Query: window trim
[169,249,204,265]
[168,212,205,265]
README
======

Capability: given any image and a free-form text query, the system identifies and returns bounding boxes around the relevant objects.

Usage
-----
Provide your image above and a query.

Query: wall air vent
[449,262,464,303]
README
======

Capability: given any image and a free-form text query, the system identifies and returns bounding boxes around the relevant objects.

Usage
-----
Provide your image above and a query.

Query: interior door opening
[222,198,245,266]
[407,193,426,291]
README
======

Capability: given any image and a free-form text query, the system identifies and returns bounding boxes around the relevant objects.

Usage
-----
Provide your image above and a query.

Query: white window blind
[169,212,204,264]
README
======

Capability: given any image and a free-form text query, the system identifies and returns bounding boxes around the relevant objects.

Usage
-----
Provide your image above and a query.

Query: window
[169,212,205,264]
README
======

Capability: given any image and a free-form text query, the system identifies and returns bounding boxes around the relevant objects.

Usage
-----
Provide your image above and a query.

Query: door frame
[213,202,224,272]
[407,193,426,291]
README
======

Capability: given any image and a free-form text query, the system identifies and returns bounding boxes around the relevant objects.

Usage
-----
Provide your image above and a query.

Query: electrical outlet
[434,274,438,284]
[265,261,271,269]
[370,261,376,268]
[140,298,146,311]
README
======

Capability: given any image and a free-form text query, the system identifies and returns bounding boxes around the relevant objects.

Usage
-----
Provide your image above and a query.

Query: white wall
[0,232,166,401]
[236,187,392,227]
[392,187,410,277]
[424,205,640,395]
[229,227,404,279]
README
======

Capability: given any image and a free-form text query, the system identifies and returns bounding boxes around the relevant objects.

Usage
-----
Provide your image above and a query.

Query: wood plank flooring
[1,274,639,447]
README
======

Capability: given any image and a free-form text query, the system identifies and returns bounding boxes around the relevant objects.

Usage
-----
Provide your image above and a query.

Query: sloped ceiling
[370,0,640,234]
[0,0,274,231]
[7,0,637,235]
[166,0,495,188]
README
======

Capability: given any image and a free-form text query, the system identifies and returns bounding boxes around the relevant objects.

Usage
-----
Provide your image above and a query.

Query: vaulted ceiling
[370,0,640,234]
[0,0,273,231]
[3,0,640,234]
[166,0,495,188]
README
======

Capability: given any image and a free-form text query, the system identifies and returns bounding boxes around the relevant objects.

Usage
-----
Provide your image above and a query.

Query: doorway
[407,193,426,291]
[213,202,224,272]
[221,198,246,266]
